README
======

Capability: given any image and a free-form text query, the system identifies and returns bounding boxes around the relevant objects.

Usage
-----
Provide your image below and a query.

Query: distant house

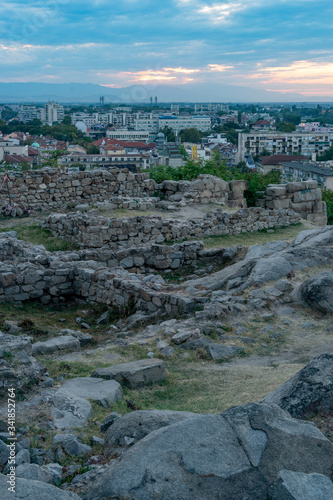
[251,120,274,131]
[4,154,33,168]
[280,161,333,189]
[258,154,308,173]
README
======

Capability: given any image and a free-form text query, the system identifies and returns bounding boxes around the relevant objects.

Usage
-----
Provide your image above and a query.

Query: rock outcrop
[84,402,333,500]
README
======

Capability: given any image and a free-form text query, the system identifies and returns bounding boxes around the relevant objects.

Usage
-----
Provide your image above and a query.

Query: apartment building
[158,115,211,133]
[237,132,333,162]
[40,102,64,126]
[280,161,333,189]
[18,105,42,124]
[59,153,149,170]
[106,129,153,141]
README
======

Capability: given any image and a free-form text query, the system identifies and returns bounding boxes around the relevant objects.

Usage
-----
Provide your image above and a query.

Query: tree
[86,144,100,154]
[276,122,296,132]
[180,128,202,144]
[318,146,333,161]
[161,126,175,142]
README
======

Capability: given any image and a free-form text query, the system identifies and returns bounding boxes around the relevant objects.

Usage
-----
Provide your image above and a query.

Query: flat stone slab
[57,377,123,407]
[51,392,92,429]
[206,343,243,360]
[92,359,166,389]
[32,336,80,355]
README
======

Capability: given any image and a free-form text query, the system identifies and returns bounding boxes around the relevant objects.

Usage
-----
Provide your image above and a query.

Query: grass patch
[0,301,117,339]
[0,223,78,251]
[102,209,164,219]
[203,223,304,249]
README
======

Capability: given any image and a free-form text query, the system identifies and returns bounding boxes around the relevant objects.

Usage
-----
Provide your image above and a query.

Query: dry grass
[203,223,306,249]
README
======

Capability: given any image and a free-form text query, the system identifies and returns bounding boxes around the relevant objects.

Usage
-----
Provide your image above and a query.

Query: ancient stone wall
[256,180,327,225]
[43,207,301,249]
[0,251,195,316]
[156,175,248,207]
[0,169,155,210]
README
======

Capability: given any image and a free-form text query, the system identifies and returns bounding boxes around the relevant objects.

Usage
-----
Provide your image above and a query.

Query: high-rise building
[40,101,64,125]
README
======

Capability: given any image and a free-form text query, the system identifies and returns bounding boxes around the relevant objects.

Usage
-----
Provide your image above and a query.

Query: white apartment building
[71,113,99,127]
[40,102,64,126]
[106,129,152,141]
[296,122,333,133]
[237,132,333,162]
[158,115,211,133]
[134,114,159,133]
[18,105,43,124]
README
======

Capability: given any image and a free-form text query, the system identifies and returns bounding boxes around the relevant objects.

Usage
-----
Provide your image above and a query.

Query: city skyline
[1,0,333,99]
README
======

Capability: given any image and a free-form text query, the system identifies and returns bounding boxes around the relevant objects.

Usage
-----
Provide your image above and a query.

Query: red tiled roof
[93,138,155,149]
[260,154,308,165]
[28,147,39,156]
[252,120,271,126]
[4,154,32,164]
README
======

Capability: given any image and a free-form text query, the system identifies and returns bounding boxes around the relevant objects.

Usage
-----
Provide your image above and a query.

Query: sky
[1,0,333,98]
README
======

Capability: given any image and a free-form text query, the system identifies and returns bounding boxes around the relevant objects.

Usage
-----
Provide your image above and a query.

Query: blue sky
[1,0,333,97]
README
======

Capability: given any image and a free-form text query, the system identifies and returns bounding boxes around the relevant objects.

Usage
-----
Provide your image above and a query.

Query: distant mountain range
[0,82,332,104]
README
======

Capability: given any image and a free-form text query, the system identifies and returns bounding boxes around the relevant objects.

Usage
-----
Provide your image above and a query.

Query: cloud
[208,64,234,71]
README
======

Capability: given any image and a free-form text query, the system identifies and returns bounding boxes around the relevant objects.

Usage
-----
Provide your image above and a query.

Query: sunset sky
[1,0,333,97]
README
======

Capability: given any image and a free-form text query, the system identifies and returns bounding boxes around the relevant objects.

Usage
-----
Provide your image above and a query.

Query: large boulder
[84,402,333,500]
[291,271,333,313]
[15,463,53,484]
[0,473,80,499]
[92,359,166,389]
[105,409,200,449]
[56,377,122,408]
[269,470,333,500]
[263,353,333,417]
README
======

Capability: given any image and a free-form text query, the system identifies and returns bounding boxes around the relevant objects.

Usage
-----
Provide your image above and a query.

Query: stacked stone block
[258,180,327,225]
[156,175,248,207]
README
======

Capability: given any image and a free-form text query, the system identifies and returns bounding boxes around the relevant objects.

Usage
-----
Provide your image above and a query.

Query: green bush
[150,153,281,206]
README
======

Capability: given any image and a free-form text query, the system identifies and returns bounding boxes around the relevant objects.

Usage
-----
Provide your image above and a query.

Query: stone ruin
[0,169,333,500]
[256,179,327,225]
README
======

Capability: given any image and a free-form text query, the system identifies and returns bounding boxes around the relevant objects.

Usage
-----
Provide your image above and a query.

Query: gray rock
[96,311,110,325]
[0,472,80,499]
[269,470,333,500]
[51,392,92,429]
[180,337,213,350]
[32,336,80,355]
[100,412,121,433]
[171,329,200,345]
[15,463,53,484]
[57,377,122,408]
[160,346,176,357]
[85,402,333,500]
[246,241,289,260]
[43,463,63,484]
[53,434,92,457]
[3,449,30,474]
[206,343,243,360]
[0,438,10,465]
[263,353,333,418]
[93,359,166,389]
[105,409,200,449]
[60,329,93,346]
[292,271,333,313]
